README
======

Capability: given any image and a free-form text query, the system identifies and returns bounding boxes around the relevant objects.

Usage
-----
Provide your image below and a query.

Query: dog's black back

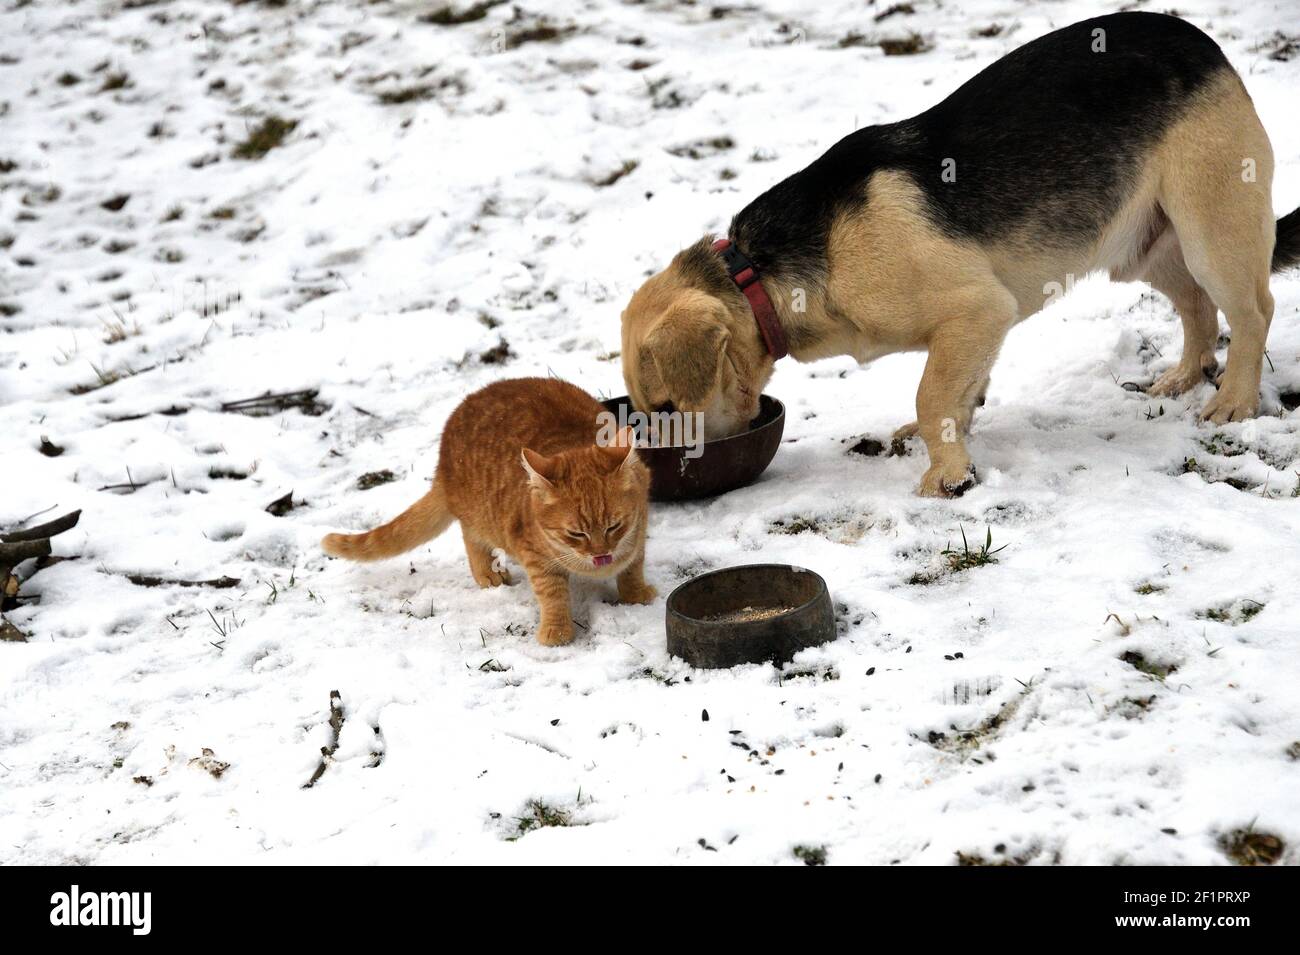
[731,12,1232,281]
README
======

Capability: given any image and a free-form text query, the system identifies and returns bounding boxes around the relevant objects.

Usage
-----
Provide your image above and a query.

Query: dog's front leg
[914,301,1013,497]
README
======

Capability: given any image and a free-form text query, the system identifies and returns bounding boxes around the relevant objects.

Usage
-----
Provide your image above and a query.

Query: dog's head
[620,241,775,441]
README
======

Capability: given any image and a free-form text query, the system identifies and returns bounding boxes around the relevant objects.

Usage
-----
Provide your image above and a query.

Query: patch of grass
[666,136,734,159]
[1200,432,1246,457]
[1256,31,1299,62]
[23,185,61,207]
[232,116,297,160]
[1113,695,1157,719]
[874,2,915,22]
[356,469,397,490]
[478,338,512,364]
[926,685,1029,757]
[942,525,1007,572]
[101,314,139,344]
[187,747,230,779]
[1120,650,1177,681]
[1134,582,1166,596]
[956,845,1045,865]
[591,159,638,187]
[778,665,839,685]
[376,84,436,105]
[1197,599,1265,626]
[57,71,81,86]
[507,799,573,840]
[70,361,126,394]
[770,515,820,535]
[636,666,679,686]
[419,0,506,25]
[793,844,827,866]
[221,389,325,417]
[504,23,576,50]
[100,72,131,92]
[879,33,932,55]
[1219,827,1284,866]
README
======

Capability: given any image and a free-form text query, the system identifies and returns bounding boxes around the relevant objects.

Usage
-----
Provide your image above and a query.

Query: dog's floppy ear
[641,295,731,412]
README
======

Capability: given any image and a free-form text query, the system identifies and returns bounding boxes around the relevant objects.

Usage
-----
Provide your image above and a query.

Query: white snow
[2,0,1299,865]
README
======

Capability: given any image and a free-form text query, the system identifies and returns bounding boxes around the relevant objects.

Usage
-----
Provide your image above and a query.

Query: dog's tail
[1274,207,1300,272]
[322,481,453,561]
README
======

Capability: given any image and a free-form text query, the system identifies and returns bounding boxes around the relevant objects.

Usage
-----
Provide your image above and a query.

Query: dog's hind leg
[1154,73,1276,423]
[1140,232,1221,397]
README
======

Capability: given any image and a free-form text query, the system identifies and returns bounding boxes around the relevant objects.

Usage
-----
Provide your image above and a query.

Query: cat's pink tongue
[593,554,613,567]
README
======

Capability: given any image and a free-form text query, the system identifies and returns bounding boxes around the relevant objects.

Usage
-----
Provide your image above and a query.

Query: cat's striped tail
[321,481,453,562]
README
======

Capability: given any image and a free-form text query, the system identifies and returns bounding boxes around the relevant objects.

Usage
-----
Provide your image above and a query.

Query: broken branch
[1,509,81,543]
[0,538,51,567]
[303,690,345,789]
[124,574,241,589]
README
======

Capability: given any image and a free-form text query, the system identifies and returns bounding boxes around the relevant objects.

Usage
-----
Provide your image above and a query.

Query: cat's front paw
[472,566,511,588]
[618,583,658,605]
[537,620,575,646]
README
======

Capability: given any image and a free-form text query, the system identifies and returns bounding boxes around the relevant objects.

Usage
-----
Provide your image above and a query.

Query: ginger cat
[321,377,656,646]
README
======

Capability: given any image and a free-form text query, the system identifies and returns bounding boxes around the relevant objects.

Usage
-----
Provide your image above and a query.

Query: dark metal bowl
[665,564,835,669]
[601,394,784,502]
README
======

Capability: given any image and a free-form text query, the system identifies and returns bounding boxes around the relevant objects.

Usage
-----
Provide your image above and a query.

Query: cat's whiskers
[541,552,584,575]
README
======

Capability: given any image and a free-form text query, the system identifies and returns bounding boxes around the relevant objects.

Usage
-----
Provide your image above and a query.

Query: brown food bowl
[665,564,836,668]
[600,394,785,502]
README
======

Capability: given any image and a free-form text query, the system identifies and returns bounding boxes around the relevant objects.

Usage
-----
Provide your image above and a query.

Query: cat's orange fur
[321,378,656,646]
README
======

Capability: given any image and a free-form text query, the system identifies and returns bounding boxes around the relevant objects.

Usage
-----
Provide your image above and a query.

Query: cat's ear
[520,448,557,491]
[595,426,638,471]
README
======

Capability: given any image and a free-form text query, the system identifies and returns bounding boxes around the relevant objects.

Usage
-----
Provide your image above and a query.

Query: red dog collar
[712,237,788,360]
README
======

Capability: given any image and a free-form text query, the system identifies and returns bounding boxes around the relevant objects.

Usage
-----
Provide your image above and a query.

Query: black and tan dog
[621,12,1300,496]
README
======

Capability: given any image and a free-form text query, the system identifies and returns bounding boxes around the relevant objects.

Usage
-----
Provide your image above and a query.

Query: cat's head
[520,427,649,572]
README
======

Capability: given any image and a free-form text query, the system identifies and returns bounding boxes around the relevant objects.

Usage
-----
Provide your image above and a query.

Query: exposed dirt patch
[1219,828,1284,866]
[1120,650,1177,681]
[233,116,298,160]
[356,469,397,490]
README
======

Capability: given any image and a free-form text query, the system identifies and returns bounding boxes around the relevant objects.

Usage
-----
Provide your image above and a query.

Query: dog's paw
[1200,389,1259,424]
[917,462,977,498]
[1149,363,1213,398]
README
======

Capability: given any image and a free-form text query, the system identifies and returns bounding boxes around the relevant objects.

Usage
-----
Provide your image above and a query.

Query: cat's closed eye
[565,529,588,541]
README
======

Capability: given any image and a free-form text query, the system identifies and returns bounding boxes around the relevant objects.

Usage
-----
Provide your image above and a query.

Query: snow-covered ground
[2,0,1299,865]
